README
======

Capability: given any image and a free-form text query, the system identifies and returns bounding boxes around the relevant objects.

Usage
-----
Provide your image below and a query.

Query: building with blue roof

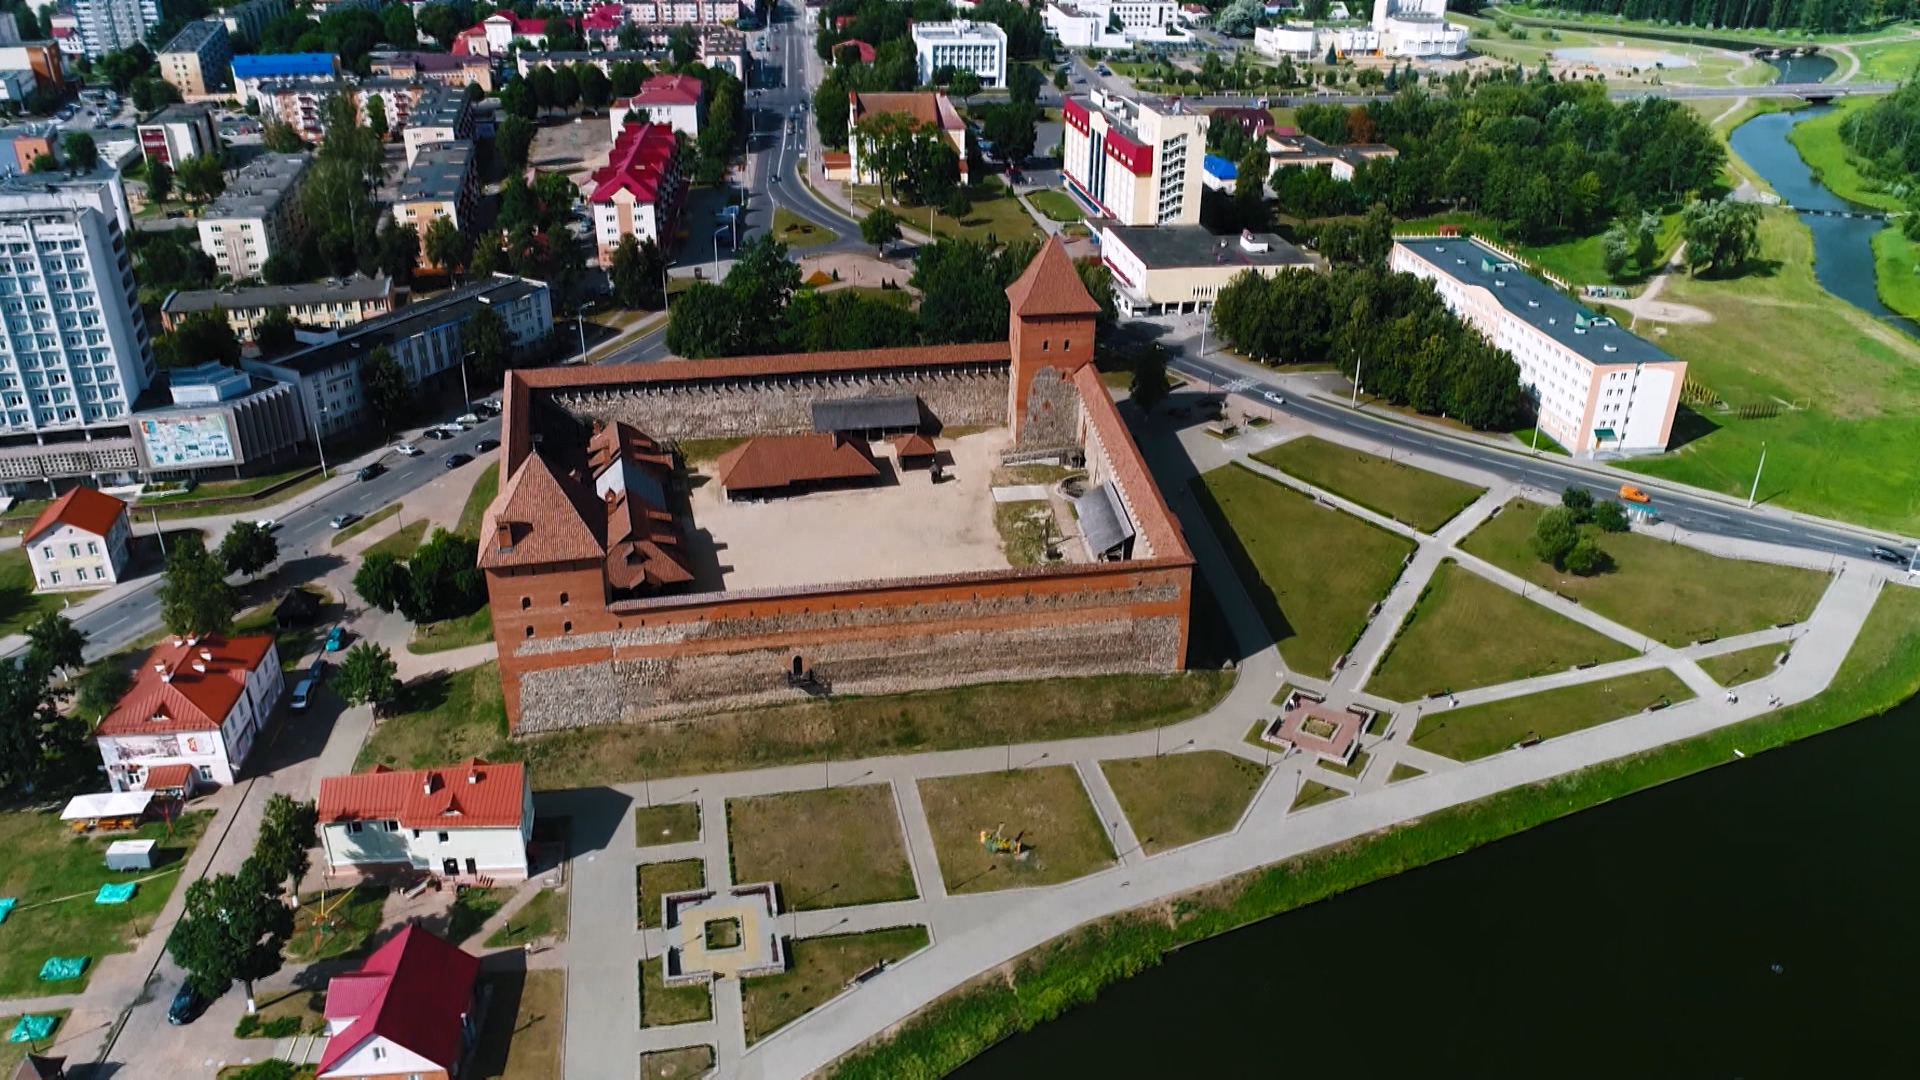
[1202,153,1237,192]
[232,52,338,103]
[1391,235,1687,456]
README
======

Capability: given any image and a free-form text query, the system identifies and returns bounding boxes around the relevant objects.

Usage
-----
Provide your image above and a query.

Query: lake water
[956,696,1920,1077]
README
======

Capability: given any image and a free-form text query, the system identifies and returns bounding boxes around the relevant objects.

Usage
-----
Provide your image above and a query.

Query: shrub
[1591,500,1631,533]
[1564,536,1610,576]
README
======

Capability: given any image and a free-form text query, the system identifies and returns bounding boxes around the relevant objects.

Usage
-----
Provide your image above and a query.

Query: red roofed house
[609,73,705,139]
[316,925,481,1080]
[95,634,285,793]
[715,433,881,500]
[318,759,534,882]
[452,13,547,57]
[849,91,971,186]
[25,486,131,593]
[833,39,877,63]
[589,122,685,265]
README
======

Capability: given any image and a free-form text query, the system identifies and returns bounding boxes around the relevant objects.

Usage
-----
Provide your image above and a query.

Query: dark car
[422,427,454,440]
[475,438,500,453]
[168,983,211,1025]
[356,462,385,481]
[444,452,472,469]
[1870,545,1909,565]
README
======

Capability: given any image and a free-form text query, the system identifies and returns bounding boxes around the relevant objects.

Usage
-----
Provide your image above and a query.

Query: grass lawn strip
[1291,780,1348,810]
[0,810,210,997]
[642,1045,715,1080]
[918,767,1117,894]
[360,663,1232,787]
[822,589,1920,1080]
[1099,752,1267,854]
[407,606,493,654]
[468,969,563,1080]
[455,464,501,539]
[1252,435,1486,533]
[641,956,713,1027]
[1366,560,1637,701]
[1318,748,1371,780]
[485,886,569,948]
[1411,667,1694,761]
[446,886,512,944]
[286,884,387,961]
[328,504,400,547]
[727,786,918,910]
[742,926,930,1044]
[1387,762,1426,783]
[634,803,702,846]
[772,206,839,248]
[1025,189,1084,222]
[241,987,326,1037]
[1696,642,1789,688]
[637,860,705,930]
[1193,463,1414,676]
[0,546,100,638]
[363,520,431,561]
[1461,500,1829,646]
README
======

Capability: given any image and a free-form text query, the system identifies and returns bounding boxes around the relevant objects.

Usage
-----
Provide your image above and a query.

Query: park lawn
[772,206,839,248]
[356,663,512,771]
[1784,99,1903,212]
[850,179,1042,245]
[149,471,330,521]
[641,956,713,1027]
[363,520,431,560]
[0,1011,69,1074]
[1460,500,1830,646]
[1251,435,1486,533]
[407,607,494,654]
[741,926,930,1044]
[918,767,1116,894]
[0,810,210,997]
[1193,463,1414,676]
[1025,189,1083,222]
[634,803,702,846]
[1318,748,1372,780]
[1622,209,1920,533]
[1410,667,1694,761]
[0,546,97,638]
[642,1045,715,1080]
[1854,36,1920,81]
[286,885,388,961]
[1697,642,1789,688]
[328,504,401,547]
[1291,780,1347,811]
[456,464,501,539]
[1508,427,1570,456]
[1517,211,1681,288]
[447,886,512,944]
[727,786,918,910]
[1366,561,1638,701]
[1871,224,1920,320]
[486,887,569,948]
[469,969,563,1080]
[243,986,327,1037]
[1100,751,1266,854]
[1388,762,1425,783]
[637,859,705,930]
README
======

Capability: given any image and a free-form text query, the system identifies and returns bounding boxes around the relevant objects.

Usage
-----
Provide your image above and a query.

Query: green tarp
[0,897,14,924]
[36,956,86,981]
[6,1014,55,1043]
[94,882,137,904]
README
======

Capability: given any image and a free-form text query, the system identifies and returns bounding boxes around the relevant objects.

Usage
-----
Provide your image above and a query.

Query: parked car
[357,462,385,481]
[308,657,326,682]
[423,428,454,440]
[475,438,500,453]
[167,983,210,1025]
[165,209,187,218]
[329,512,362,529]
[396,442,424,456]
[324,625,345,652]
[444,452,473,469]
[290,678,316,710]
[1870,545,1909,566]
[456,412,480,426]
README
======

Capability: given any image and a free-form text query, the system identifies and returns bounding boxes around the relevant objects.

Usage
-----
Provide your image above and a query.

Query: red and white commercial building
[1062,90,1205,227]
[318,759,534,881]
[316,926,481,1080]
[95,633,285,793]
[137,102,218,168]
[589,122,684,265]
[609,72,703,139]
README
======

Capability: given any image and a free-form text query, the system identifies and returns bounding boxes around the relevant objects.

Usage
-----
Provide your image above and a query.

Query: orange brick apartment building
[481,240,1193,731]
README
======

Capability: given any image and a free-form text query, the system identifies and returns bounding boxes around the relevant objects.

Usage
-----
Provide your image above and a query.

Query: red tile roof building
[589,122,685,266]
[316,925,481,1080]
[609,73,705,138]
[848,90,970,185]
[318,759,534,881]
[715,433,880,498]
[25,486,131,593]
[96,634,285,792]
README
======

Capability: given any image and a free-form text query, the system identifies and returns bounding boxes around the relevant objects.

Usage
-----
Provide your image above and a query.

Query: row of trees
[1838,78,1920,237]
[0,612,93,797]
[353,528,489,630]
[1533,487,1633,576]
[1534,0,1899,33]
[169,793,317,1011]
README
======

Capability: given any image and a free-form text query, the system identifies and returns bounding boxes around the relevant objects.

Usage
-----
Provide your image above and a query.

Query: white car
[396,442,423,456]
[254,519,278,532]
[1263,391,1285,405]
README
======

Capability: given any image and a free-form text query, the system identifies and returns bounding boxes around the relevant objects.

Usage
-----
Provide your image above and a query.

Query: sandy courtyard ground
[684,428,1013,591]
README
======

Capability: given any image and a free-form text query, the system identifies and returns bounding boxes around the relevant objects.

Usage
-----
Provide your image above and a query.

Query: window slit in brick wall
[524,626,534,638]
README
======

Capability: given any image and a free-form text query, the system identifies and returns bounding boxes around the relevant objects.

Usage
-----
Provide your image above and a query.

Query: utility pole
[459,350,473,407]
[1747,441,1767,508]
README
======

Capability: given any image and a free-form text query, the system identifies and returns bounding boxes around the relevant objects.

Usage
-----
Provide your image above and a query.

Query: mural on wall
[138,413,236,467]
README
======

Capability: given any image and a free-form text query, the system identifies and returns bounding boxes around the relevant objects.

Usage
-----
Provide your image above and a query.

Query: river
[955,697,1920,1078]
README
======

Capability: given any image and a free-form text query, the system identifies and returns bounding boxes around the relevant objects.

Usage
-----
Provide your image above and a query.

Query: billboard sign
[138,412,235,467]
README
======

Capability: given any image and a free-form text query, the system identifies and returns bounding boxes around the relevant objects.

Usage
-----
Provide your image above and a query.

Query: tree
[978,102,1040,165]
[168,861,293,1012]
[610,234,666,310]
[365,94,389,141]
[405,529,485,623]
[156,309,241,369]
[353,553,413,616]
[25,611,87,678]
[377,220,420,285]
[175,154,227,208]
[462,306,515,388]
[1591,500,1631,533]
[497,115,536,171]
[132,75,182,113]
[1633,211,1662,271]
[98,44,153,94]
[61,132,98,173]
[146,158,173,205]
[424,215,472,280]
[360,346,413,434]
[1075,257,1117,333]
[553,65,580,115]
[262,120,306,153]
[578,63,611,113]
[1531,506,1580,570]
[1129,343,1172,413]
[1601,223,1631,280]
[380,2,416,51]
[159,533,238,637]
[664,281,736,358]
[217,521,279,581]
[1563,535,1609,576]
[27,152,56,173]
[1681,199,1760,276]
[949,69,981,104]
[255,307,296,354]
[253,794,317,897]
[1561,485,1595,523]
[334,641,401,714]
[0,657,83,794]
[860,206,903,252]
[74,662,131,722]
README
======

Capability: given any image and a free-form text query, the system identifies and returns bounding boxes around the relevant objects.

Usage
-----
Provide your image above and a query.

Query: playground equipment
[979,823,1031,859]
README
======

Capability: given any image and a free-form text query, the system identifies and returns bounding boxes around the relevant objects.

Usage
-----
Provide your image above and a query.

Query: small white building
[25,486,131,592]
[912,21,1007,88]
[95,633,285,791]
[609,73,704,140]
[318,758,533,881]
[316,925,480,1080]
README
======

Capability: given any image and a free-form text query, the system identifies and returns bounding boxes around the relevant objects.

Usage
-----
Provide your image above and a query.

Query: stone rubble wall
[1015,365,1082,451]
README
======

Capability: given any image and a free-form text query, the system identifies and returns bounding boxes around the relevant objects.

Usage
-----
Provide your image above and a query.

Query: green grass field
[1251,436,1487,533]
[642,1046,714,1080]
[634,803,702,846]
[1025,189,1084,222]
[772,206,840,249]
[1291,780,1348,811]
[1461,500,1831,646]
[1518,211,1682,287]
[727,786,919,910]
[1100,751,1267,854]
[1851,37,1920,81]
[1696,642,1789,687]
[919,768,1116,894]
[1194,464,1414,676]
[1783,98,1902,212]
[640,956,713,1027]
[456,464,500,539]
[1388,762,1426,783]
[469,970,563,1080]
[286,885,387,961]
[328,504,401,548]
[1410,667,1695,761]
[486,887,568,947]
[362,520,431,560]
[407,607,493,654]
[0,546,98,637]
[1871,224,1920,320]
[1367,561,1637,701]
[637,859,705,930]
[742,926,930,1044]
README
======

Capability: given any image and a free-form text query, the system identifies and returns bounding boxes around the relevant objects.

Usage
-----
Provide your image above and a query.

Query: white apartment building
[1253,0,1465,59]
[1062,91,1204,226]
[197,152,309,280]
[74,0,159,59]
[1044,1,1184,48]
[913,21,1007,88]
[1392,237,1686,456]
[24,485,131,591]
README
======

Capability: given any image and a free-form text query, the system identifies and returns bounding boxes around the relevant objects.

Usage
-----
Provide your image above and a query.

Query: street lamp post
[575,301,595,364]
[458,350,473,408]
[1747,441,1767,509]
[1350,348,1363,408]
[308,399,330,479]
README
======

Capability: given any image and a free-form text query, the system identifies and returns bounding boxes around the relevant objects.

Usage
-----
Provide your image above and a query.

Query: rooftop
[230,52,335,80]
[397,140,475,202]
[202,152,308,220]
[590,122,676,204]
[96,634,277,738]
[622,73,703,108]
[161,275,394,315]
[1267,129,1398,166]
[715,432,880,495]
[912,20,1010,41]
[317,758,528,830]
[1103,223,1316,270]
[139,103,214,127]
[850,90,965,132]
[159,17,225,54]
[261,276,543,377]
[316,926,480,1076]
[410,84,471,129]
[24,484,125,544]
[1397,236,1681,368]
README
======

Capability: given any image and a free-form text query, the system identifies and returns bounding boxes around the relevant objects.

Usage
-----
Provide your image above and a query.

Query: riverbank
[824,584,1920,1079]
[1777,98,1920,318]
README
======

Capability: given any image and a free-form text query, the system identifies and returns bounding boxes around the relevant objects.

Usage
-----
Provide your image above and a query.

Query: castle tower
[1004,237,1101,447]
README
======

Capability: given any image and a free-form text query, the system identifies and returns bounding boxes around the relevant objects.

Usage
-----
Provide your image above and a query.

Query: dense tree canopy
[1537,0,1898,33]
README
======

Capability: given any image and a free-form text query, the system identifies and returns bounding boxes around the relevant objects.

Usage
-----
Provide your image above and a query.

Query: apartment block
[402,84,474,166]
[369,50,494,93]
[197,153,309,280]
[608,73,702,139]
[160,275,400,342]
[137,104,219,169]
[74,0,157,59]
[1062,91,1204,226]
[590,124,683,264]
[912,21,1007,87]
[157,18,230,96]
[394,141,479,267]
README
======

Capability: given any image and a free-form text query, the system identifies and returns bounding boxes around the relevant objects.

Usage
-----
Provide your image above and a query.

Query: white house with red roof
[318,759,534,881]
[317,925,481,1080]
[451,13,547,57]
[609,72,704,138]
[96,633,284,793]
[589,123,685,266]
[25,486,131,593]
